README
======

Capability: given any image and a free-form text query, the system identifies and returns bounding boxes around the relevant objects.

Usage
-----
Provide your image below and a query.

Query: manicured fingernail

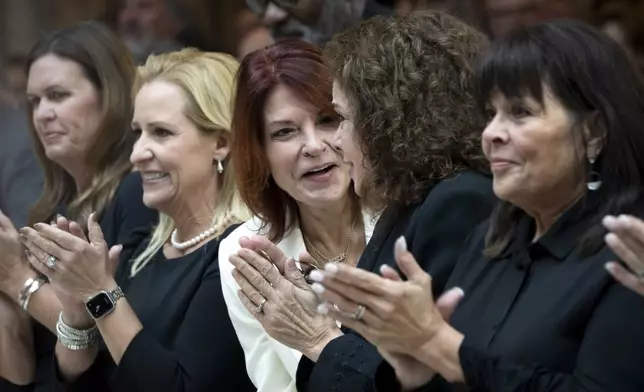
[605,233,617,245]
[317,303,329,314]
[324,263,338,274]
[605,262,616,274]
[394,236,407,258]
[453,287,465,297]
[602,215,616,228]
[34,223,44,230]
[618,215,631,226]
[309,269,324,282]
[311,283,325,294]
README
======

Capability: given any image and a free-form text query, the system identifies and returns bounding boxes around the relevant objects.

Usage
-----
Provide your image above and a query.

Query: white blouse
[219,213,376,392]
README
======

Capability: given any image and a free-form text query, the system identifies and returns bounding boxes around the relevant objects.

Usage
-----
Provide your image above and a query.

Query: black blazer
[296,170,497,391]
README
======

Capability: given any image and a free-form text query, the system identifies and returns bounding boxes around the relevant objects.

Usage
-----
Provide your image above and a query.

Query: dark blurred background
[1,0,643,104]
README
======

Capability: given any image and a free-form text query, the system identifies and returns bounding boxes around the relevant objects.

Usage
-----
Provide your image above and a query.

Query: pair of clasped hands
[0,210,119,328]
[229,233,461,388]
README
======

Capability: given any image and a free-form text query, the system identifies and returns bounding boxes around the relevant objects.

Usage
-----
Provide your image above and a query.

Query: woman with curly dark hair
[226,10,497,391]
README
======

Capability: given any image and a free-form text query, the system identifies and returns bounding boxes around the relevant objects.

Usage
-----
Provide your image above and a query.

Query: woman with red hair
[218,39,373,391]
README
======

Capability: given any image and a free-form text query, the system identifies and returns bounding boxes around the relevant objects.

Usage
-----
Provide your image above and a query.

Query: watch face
[85,292,114,319]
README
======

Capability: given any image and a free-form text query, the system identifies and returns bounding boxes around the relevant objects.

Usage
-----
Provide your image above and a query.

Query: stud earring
[216,160,224,174]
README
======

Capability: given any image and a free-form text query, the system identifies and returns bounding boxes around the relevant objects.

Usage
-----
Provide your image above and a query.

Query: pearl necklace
[170,218,230,250]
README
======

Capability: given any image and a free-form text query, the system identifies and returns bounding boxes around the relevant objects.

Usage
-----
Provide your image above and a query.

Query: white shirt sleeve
[218,223,301,392]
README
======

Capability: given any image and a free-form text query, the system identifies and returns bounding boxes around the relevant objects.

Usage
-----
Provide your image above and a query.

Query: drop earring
[216,160,224,174]
[586,157,601,191]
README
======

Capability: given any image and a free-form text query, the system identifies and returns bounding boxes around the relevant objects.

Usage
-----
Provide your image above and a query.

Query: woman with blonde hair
[20,48,255,391]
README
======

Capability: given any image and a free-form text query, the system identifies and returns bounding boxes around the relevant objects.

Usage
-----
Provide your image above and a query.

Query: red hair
[232,39,335,242]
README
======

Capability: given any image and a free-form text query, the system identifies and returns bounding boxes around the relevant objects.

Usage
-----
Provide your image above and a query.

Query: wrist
[414,323,464,383]
[4,266,37,300]
[90,277,119,298]
[304,328,343,362]
[61,307,94,330]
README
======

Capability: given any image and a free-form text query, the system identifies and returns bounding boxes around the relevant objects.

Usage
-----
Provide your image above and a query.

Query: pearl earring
[216,160,224,174]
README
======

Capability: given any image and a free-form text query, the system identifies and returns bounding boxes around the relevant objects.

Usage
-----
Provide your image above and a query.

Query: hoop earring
[216,160,224,174]
[587,157,601,191]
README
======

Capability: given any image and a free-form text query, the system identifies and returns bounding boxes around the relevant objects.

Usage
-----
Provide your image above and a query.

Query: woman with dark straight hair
[313,19,644,392]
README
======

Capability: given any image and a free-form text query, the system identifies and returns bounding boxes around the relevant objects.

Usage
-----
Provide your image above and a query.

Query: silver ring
[257,298,267,313]
[45,255,58,269]
[352,305,366,321]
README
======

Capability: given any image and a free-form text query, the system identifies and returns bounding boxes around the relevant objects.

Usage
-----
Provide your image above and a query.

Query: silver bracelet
[18,276,47,311]
[56,312,100,350]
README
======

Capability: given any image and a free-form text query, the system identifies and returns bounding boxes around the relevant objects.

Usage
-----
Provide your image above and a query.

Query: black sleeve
[0,379,33,392]
[404,171,497,296]
[297,172,497,392]
[100,172,157,248]
[52,352,114,392]
[459,283,644,392]
[108,254,253,391]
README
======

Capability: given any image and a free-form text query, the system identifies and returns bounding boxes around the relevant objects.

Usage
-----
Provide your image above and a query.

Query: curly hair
[324,10,490,209]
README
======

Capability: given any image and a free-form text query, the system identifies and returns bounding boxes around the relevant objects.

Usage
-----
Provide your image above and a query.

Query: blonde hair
[26,22,137,227]
[130,48,250,276]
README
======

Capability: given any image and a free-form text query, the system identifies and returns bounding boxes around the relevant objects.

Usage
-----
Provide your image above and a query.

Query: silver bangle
[18,276,47,311]
[56,312,100,350]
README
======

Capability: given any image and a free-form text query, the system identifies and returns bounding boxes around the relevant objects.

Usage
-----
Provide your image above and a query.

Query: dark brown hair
[231,39,337,242]
[324,10,490,211]
[26,21,136,226]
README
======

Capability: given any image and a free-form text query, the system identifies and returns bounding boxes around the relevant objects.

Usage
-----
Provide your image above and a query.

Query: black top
[376,196,644,391]
[52,222,255,392]
[26,172,158,392]
[295,171,497,391]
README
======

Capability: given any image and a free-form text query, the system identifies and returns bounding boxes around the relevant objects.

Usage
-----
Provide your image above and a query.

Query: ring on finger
[257,298,267,313]
[257,250,272,263]
[352,305,366,321]
[334,303,366,321]
[44,255,58,270]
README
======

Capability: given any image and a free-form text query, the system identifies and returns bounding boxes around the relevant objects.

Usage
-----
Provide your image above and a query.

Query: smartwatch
[85,287,124,320]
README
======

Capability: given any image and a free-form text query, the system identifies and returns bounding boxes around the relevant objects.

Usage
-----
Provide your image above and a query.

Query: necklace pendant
[328,254,345,264]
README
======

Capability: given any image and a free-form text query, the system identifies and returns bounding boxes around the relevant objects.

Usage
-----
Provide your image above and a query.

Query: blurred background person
[0,54,43,229]
[243,0,394,47]
[116,0,206,64]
